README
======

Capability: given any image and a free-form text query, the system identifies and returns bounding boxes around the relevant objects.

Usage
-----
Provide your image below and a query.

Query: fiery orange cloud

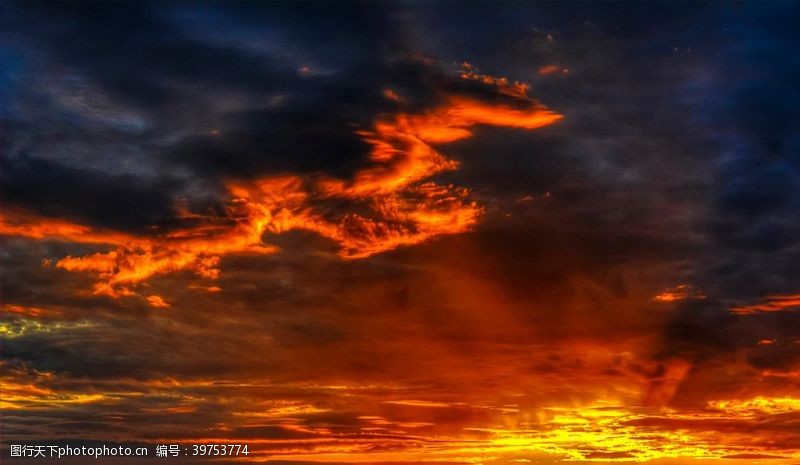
[537,64,560,75]
[536,64,568,76]
[653,284,707,302]
[1,304,62,318]
[0,208,134,245]
[0,366,108,410]
[460,62,530,98]
[383,400,452,408]
[0,68,562,299]
[730,293,800,314]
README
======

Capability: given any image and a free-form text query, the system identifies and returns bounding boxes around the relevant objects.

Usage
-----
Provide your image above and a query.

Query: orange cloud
[731,294,800,315]
[146,295,170,308]
[383,400,452,408]
[0,68,562,299]
[653,284,707,302]
[5,366,799,463]
[0,208,134,245]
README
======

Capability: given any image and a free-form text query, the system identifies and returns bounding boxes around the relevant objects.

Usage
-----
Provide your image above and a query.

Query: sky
[1,1,800,464]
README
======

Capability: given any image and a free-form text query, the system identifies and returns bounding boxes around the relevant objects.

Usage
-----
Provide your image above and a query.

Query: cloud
[2,2,800,463]
[731,294,800,315]
[1,65,561,299]
[383,400,452,408]
[653,284,707,302]
[0,157,179,233]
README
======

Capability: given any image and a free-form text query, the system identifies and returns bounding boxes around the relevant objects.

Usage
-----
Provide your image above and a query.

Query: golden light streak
[0,379,109,410]
[383,400,452,408]
[536,65,569,77]
[0,319,96,338]
[0,209,134,245]
[4,371,798,462]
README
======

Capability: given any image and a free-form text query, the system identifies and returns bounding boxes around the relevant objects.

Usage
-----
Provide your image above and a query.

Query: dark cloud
[0,155,179,232]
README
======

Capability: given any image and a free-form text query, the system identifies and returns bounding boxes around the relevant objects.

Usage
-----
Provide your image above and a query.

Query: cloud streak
[2,68,561,298]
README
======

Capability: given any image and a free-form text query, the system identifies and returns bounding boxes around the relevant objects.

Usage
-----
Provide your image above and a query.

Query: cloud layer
[2,2,800,464]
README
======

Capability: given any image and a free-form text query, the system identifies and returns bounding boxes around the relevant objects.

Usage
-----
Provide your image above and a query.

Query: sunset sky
[2,2,800,464]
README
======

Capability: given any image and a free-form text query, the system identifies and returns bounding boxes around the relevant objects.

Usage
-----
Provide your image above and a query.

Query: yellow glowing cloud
[0,378,109,410]
[460,62,531,98]
[383,400,452,408]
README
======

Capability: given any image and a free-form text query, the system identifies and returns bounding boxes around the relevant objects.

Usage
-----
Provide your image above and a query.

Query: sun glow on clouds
[0,68,561,299]
[4,361,799,463]
[183,398,800,462]
[201,396,800,463]
[2,3,799,464]
[1,53,796,465]
[731,294,800,314]
[653,284,707,302]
